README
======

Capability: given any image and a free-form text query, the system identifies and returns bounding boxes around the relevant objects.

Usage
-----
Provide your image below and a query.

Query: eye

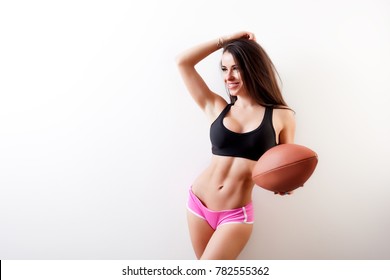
[221,66,227,72]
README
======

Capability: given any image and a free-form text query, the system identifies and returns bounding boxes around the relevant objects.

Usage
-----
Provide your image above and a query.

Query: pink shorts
[187,188,254,230]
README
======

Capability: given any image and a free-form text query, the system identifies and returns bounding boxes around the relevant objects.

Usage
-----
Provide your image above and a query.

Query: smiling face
[221,51,245,97]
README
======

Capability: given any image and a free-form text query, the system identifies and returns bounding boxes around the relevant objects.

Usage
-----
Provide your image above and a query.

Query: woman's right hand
[224,31,256,42]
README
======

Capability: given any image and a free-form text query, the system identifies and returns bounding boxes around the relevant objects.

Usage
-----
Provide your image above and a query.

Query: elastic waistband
[189,187,253,213]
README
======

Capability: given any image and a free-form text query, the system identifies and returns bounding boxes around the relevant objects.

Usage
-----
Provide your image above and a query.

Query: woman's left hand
[274,191,294,196]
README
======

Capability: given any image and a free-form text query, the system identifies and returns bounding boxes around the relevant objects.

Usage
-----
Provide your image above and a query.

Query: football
[252,144,318,193]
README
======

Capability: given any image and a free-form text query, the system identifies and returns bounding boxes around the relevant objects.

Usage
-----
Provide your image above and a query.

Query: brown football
[252,144,318,193]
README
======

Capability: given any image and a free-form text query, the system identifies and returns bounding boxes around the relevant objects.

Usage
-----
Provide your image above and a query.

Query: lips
[227,82,240,89]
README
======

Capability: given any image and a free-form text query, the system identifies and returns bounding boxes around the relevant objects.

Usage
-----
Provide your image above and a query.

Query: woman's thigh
[200,223,253,260]
[187,210,215,259]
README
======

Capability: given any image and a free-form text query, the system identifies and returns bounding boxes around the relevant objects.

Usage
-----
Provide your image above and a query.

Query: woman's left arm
[274,109,296,195]
[278,109,296,144]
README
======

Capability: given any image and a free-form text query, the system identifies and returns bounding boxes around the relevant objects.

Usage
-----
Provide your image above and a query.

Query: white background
[1,0,389,259]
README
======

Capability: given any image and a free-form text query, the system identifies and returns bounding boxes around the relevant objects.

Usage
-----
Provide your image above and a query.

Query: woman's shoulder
[205,96,229,123]
[273,106,295,118]
[272,107,296,144]
[272,107,296,127]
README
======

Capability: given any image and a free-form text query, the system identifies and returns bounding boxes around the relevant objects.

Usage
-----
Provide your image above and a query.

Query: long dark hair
[222,39,289,109]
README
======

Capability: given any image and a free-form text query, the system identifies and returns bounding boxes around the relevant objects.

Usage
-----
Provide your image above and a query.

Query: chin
[229,89,242,97]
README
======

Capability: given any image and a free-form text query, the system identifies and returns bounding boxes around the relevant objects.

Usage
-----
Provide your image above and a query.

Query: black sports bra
[210,103,277,161]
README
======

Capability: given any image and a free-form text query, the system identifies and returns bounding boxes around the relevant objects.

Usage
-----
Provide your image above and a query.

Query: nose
[225,69,235,80]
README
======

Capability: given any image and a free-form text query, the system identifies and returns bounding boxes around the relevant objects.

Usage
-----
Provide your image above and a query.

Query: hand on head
[226,31,256,42]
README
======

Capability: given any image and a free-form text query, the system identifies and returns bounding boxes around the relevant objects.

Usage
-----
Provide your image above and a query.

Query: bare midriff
[191,155,257,211]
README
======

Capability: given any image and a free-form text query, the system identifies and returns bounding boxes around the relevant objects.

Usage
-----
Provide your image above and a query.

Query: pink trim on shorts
[187,188,254,230]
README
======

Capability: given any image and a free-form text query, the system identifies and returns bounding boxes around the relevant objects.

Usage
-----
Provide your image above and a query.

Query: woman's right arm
[176,32,256,120]
[175,37,227,120]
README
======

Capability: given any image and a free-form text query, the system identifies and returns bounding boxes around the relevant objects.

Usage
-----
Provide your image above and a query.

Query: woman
[176,31,296,260]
